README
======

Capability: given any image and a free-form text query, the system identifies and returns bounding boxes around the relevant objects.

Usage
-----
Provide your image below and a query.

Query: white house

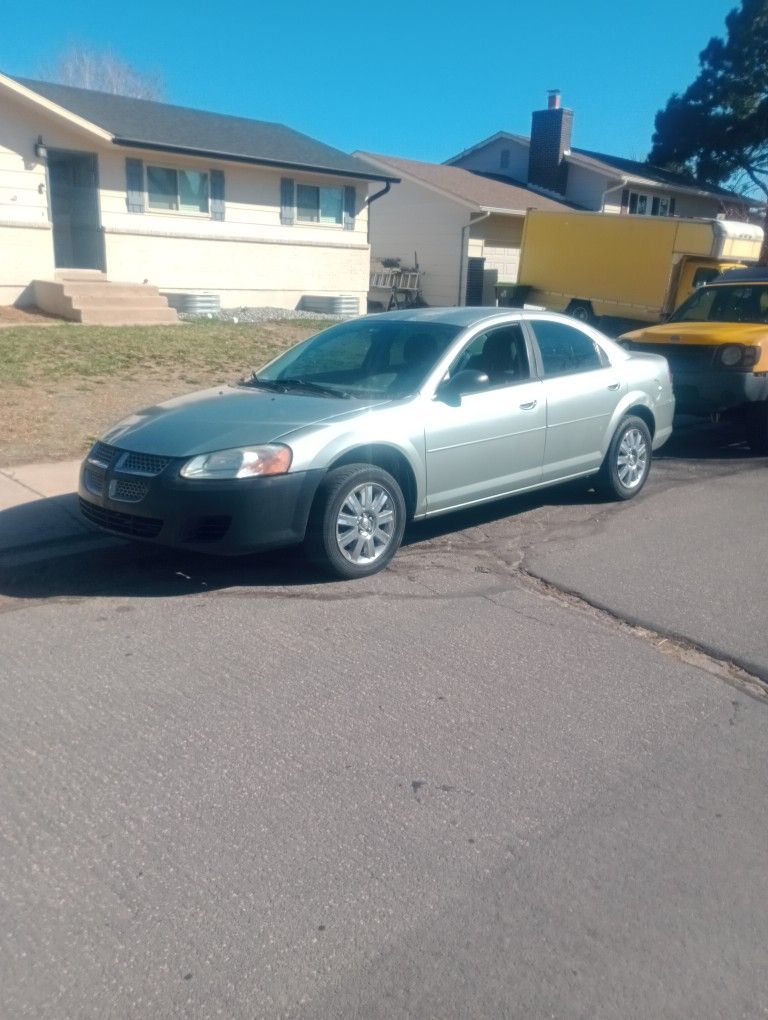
[0,73,398,320]
[355,152,569,307]
[448,91,753,221]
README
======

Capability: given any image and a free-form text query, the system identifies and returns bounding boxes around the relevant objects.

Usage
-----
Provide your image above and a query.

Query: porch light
[34,136,48,160]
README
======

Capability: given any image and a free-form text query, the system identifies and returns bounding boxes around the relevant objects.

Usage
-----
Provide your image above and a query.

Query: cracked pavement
[1,418,767,1017]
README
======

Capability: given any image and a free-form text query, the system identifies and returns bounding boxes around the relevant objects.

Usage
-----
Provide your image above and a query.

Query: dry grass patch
[0,318,331,465]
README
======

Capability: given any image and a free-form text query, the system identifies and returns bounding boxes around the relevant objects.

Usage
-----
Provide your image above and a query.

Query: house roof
[569,147,749,203]
[356,152,569,213]
[446,131,751,206]
[8,76,397,183]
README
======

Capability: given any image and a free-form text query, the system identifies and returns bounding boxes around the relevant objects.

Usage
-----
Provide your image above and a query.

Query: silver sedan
[79,308,674,578]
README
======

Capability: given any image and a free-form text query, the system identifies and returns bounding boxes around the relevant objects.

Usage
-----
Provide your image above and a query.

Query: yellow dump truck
[514,210,763,325]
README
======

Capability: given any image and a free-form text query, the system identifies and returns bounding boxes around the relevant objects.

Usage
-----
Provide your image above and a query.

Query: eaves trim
[113,138,399,183]
[0,72,113,142]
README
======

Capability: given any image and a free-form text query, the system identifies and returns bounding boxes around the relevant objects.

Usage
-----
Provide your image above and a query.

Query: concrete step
[75,306,180,325]
[62,290,170,308]
[31,279,179,325]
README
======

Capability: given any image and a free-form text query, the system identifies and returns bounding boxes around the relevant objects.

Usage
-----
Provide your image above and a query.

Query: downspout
[364,180,392,245]
[458,211,491,305]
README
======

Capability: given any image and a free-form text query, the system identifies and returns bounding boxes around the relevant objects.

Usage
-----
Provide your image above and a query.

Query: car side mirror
[438,369,490,400]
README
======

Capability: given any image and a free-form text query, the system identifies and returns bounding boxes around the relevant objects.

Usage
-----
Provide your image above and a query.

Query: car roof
[362,307,569,328]
[711,267,768,285]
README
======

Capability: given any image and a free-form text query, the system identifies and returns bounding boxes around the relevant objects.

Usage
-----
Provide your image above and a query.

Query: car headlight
[719,343,744,367]
[180,444,292,479]
[718,343,761,369]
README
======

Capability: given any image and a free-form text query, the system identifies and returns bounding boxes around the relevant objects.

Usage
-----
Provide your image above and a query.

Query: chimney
[527,90,572,195]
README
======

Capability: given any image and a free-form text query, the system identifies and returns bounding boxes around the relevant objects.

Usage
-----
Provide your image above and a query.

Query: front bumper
[78,444,324,555]
[622,342,768,414]
[670,371,768,416]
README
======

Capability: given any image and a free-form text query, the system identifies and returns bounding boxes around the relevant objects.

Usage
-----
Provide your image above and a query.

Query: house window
[147,166,209,213]
[628,190,672,217]
[296,184,344,224]
[500,149,510,169]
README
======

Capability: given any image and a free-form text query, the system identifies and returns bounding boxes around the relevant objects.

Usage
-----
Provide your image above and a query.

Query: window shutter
[210,170,225,220]
[343,185,356,230]
[669,197,676,217]
[125,158,144,213]
[280,177,295,225]
[620,188,629,214]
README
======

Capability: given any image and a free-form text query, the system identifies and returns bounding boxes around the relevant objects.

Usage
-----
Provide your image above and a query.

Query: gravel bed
[179,306,349,324]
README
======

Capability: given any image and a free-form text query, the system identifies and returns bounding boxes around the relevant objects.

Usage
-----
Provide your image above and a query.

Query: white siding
[367,175,470,306]
[452,137,529,181]
[0,87,372,308]
[564,163,616,210]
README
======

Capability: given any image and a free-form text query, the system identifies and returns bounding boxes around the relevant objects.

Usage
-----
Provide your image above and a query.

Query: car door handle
[607,382,621,391]
[520,400,538,410]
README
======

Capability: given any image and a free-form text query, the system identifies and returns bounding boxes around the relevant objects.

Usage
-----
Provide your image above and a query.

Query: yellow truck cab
[620,267,768,453]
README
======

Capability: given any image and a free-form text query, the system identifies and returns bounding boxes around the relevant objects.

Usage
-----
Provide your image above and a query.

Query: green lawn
[0,318,332,386]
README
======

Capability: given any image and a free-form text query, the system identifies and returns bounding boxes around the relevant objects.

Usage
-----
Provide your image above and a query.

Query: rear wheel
[745,401,768,455]
[567,300,595,325]
[596,416,652,500]
[304,464,406,579]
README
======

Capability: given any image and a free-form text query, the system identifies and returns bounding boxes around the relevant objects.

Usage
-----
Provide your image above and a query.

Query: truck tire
[745,401,768,455]
[566,300,595,325]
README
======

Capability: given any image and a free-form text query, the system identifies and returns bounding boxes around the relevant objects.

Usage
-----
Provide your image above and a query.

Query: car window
[257,319,462,397]
[529,320,606,377]
[670,284,768,324]
[449,324,531,387]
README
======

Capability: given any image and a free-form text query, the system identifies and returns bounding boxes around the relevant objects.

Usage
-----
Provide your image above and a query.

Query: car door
[423,323,547,512]
[525,318,626,482]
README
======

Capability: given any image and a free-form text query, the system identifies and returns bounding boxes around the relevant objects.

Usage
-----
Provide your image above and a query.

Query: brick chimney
[527,89,573,195]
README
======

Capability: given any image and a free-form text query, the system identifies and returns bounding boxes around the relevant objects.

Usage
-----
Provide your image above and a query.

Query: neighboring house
[0,73,398,314]
[447,91,753,221]
[355,151,569,307]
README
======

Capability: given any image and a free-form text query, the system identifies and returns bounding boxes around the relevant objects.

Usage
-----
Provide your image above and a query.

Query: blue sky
[1,0,735,165]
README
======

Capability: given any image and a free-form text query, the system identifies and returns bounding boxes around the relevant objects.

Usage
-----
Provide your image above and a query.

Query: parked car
[79,308,674,578]
[620,267,768,452]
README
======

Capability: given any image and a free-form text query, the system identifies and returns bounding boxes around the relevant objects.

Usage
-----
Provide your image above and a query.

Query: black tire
[304,464,407,579]
[596,415,653,500]
[567,300,595,325]
[745,402,768,455]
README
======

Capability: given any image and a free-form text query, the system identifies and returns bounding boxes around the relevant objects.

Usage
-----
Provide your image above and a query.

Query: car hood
[100,385,391,457]
[621,321,768,345]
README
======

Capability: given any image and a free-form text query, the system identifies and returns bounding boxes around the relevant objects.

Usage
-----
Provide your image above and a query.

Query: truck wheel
[745,402,768,455]
[596,416,652,500]
[566,301,595,325]
[304,464,406,579]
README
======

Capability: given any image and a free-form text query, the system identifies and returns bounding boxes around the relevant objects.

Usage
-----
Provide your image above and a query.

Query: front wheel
[596,416,652,500]
[304,464,407,579]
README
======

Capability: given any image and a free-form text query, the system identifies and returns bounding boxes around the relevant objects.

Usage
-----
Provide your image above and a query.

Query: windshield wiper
[241,375,290,392]
[277,378,350,398]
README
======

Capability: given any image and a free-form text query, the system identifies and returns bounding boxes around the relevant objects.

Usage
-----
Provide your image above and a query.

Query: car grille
[109,478,150,503]
[79,498,163,538]
[116,451,172,476]
[87,443,171,478]
[626,343,716,372]
[88,442,119,468]
[84,464,106,496]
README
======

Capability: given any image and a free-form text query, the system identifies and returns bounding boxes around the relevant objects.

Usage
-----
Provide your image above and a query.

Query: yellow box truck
[514,210,763,325]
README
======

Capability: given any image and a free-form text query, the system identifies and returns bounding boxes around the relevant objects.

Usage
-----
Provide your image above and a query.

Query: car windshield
[669,284,768,324]
[251,319,463,397]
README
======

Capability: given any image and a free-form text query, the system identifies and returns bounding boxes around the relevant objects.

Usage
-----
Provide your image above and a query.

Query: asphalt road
[1,418,767,1018]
